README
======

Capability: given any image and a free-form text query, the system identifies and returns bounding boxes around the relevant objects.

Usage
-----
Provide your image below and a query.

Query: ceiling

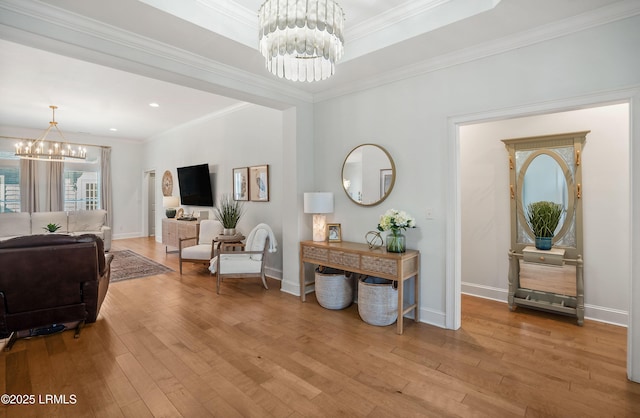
[0,0,633,141]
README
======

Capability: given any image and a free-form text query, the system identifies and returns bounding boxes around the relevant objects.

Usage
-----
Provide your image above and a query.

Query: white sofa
[0,210,111,251]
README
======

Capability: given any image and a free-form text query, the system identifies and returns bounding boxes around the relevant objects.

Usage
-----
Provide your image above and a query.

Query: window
[64,166,100,211]
[0,138,103,213]
[85,182,98,210]
[0,157,20,213]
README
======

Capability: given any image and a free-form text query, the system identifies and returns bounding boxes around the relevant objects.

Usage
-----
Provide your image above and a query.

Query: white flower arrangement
[377,209,417,232]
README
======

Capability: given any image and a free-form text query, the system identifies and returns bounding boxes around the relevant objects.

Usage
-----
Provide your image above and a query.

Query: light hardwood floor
[1,237,638,417]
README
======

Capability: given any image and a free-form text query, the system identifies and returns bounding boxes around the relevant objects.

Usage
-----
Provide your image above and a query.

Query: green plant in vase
[377,209,416,253]
[525,200,564,250]
[214,194,245,235]
[43,223,62,233]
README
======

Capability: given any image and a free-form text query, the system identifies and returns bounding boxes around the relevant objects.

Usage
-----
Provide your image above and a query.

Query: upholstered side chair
[209,223,277,294]
[179,220,223,274]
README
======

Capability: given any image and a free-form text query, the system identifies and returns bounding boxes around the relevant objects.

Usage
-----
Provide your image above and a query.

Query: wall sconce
[304,192,334,241]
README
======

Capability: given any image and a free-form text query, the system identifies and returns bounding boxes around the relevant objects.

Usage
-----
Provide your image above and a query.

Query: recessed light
[109,128,118,132]
[149,102,160,108]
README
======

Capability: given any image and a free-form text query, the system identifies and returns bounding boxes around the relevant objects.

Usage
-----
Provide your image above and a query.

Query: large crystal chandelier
[14,105,86,161]
[258,0,345,82]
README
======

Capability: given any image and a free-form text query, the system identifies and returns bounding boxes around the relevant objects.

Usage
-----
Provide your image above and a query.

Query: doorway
[457,103,630,326]
[142,170,156,238]
[148,171,156,236]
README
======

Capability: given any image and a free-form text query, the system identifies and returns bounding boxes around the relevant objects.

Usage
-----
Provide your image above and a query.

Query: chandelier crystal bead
[258,0,345,82]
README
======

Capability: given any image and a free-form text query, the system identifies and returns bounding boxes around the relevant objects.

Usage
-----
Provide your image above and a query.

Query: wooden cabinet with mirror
[503,131,588,325]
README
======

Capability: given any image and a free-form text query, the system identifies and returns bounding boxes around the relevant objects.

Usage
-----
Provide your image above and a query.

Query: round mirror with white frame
[341,144,395,206]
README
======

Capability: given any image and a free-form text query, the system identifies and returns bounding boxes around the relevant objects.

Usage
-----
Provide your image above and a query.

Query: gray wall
[142,103,285,278]
[313,16,640,327]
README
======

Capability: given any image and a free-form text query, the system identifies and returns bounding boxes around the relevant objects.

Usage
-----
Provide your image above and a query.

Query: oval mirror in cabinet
[517,150,575,248]
[503,131,588,325]
[341,144,396,206]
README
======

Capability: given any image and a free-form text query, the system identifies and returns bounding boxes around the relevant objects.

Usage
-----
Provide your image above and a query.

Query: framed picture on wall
[249,165,269,202]
[380,169,393,198]
[233,167,249,201]
[327,223,342,242]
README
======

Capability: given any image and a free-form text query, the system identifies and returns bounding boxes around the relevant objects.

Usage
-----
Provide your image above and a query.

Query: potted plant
[214,194,244,235]
[525,201,564,250]
[43,223,62,233]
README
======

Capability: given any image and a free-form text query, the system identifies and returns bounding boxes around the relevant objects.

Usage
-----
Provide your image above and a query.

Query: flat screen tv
[177,163,214,206]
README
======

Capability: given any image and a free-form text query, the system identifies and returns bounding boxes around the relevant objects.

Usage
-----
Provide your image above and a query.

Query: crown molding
[196,0,258,24]
[2,0,638,108]
[138,0,258,49]
[314,0,640,103]
[156,0,499,62]
[347,0,450,42]
[344,0,500,62]
[0,0,312,107]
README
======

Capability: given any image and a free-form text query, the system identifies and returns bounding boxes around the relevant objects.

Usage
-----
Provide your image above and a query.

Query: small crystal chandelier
[14,105,86,161]
[258,0,345,82]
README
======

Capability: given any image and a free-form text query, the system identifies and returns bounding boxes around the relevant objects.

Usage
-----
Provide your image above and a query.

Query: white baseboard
[112,232,144,240]
[462,282,509,302]
[418,307,446,328]
[462,282,628,327]
[280,278,301,297]
[584,305,628,327]
[265,267,282,281]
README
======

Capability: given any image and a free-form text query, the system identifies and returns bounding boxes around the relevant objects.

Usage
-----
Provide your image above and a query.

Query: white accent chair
[179,220,223,274]
[209,223,277,294]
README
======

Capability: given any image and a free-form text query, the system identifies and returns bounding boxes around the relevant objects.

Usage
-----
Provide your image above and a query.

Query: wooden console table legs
[396,271,419,334]
[299,240,420,335]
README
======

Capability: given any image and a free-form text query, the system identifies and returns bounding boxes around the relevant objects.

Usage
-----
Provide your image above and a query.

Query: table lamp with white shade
[163,196,180,218]
[303,192,334,241]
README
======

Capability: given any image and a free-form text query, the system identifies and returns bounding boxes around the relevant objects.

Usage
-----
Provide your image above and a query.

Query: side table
[214,233,245,251]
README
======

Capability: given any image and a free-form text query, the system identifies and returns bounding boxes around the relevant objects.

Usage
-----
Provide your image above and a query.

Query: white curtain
[101,147,113,227]
[18,145,109,215]
[20,159,64,212]
[45,160,64,211]
[19,159,38,212]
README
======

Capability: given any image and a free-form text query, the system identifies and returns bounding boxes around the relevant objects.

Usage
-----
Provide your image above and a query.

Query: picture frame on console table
[249,165,269,202]
[327,223,342,242]
[232,167,249,201]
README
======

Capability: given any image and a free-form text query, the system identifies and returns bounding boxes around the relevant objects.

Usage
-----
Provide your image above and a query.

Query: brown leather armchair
[0,234,112,350]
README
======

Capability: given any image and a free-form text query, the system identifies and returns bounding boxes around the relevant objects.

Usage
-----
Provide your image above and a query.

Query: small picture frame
[249,165,269,202]
[232,167,249,201]
[327,223,342,242]
[380,168,393,198]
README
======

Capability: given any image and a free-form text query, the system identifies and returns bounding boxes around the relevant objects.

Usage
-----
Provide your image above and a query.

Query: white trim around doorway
[446,85,640,382]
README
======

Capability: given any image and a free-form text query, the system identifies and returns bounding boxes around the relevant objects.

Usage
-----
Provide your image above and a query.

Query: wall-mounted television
[177,163,214,206]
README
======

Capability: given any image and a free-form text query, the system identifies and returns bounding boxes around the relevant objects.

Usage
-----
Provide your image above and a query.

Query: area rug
[109,250,173,282]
